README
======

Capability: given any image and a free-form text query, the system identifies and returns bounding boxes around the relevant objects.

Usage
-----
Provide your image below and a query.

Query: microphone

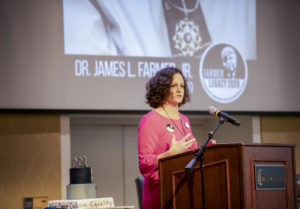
[208,106,240,126]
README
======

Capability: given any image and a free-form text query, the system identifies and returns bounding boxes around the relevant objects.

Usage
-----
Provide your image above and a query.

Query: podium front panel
[159,143,296,209]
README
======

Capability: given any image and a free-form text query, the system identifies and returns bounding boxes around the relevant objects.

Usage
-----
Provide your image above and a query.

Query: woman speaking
[138,67,214,209]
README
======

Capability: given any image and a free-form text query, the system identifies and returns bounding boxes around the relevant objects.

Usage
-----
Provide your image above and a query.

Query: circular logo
[199,43,248,103]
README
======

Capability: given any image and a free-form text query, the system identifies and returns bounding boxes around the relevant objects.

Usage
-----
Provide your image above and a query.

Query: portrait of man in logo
[221,46,238,79]
[199,43,248,103]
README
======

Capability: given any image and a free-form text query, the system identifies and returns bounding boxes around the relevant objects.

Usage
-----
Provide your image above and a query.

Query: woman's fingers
[179,133,191,142]
[171,134,176,143]
[184,138,195,149]
[169,134,195,155]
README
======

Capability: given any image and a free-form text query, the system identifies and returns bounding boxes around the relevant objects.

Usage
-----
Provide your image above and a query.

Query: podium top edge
[212,142,295,147]
[158,142,295,162]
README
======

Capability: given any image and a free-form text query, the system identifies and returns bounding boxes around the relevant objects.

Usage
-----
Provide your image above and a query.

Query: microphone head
[235,121,241,126]
[208,106,217,115]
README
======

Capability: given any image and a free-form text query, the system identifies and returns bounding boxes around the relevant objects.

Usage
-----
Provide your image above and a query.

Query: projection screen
[0,0,299,112]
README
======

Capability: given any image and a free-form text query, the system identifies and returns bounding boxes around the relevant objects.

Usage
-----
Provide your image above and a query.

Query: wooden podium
[158,143,297,209]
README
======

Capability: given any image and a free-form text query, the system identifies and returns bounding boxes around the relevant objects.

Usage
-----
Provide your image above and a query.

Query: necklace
[167,0,200,18]
[162,106,186,137]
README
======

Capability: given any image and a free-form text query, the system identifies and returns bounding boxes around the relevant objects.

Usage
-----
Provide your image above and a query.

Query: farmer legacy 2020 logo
[199,43,248,103]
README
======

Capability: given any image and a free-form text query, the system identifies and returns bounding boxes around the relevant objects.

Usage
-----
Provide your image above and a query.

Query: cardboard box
[24,197,48,209]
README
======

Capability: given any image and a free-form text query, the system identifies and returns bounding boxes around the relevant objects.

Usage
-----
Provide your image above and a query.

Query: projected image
[63,0,256,60]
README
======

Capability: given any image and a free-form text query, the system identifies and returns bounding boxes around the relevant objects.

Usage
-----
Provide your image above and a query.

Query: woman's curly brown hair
[146,67,190,108]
